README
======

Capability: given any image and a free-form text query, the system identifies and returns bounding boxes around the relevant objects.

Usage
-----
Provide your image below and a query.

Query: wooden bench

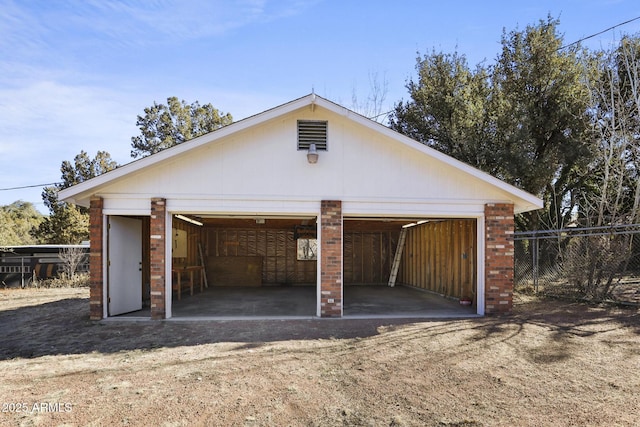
[172,265,205,300]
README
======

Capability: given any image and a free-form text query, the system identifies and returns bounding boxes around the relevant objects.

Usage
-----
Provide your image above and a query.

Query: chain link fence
[514,224,640,305]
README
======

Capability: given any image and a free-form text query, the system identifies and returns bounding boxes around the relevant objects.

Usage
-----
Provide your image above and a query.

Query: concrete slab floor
[344,285,477,318]
[170,284,476,319]
[173,286,316,318]
[115,285,478,319]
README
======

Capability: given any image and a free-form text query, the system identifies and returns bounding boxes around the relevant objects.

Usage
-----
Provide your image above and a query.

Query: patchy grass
[0,288,638,426]
[30,273,90,289]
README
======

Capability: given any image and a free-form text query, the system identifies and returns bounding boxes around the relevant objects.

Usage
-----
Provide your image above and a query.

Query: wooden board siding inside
[206,229,316,285]
[343,230,399,284]
[208,256,262,286]
[398,219,476,300]
[204,221,402,286]
[171,219,204,268]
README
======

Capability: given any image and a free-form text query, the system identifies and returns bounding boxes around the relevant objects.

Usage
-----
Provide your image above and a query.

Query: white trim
[315,211,321,317]
[165,210,173,319]
[99,200,502,220]
[317,204,326,317]
[103,209,151,216]
[100,193,516,205]
[167,198,321,216]
[102,214,108,319]
[476,215,485,315]
[339,209,344,317]
[97,194,529,216]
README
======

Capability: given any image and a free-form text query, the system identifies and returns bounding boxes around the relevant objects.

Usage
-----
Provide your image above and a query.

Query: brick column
[89,197,104,320]
[320,200,343,317]
[150,198,167,319]
[484,203,515,314]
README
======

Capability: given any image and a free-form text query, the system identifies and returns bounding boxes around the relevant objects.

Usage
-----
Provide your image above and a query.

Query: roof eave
[59,94,318,205]
[311,97,544,214]
[59,93,544,214]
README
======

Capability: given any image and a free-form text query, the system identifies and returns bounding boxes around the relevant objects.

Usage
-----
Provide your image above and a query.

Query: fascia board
[313,97,543,213]
[60,93,543,214]
[59,95,316,205]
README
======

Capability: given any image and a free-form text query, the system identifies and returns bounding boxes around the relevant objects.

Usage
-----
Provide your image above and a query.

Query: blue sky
[1,0,639,212]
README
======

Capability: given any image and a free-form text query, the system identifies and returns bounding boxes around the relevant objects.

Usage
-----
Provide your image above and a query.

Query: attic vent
[297,120,327,150]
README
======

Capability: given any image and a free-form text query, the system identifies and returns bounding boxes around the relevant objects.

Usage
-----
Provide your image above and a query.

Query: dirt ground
[0,288,638,427]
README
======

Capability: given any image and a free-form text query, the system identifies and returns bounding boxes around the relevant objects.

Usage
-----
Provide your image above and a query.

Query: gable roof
[59,93,543,214]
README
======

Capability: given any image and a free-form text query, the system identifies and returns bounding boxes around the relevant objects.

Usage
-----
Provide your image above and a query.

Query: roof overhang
[59,93,543,215]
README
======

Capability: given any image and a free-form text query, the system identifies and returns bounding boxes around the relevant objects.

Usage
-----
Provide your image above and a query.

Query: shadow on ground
[0,295,638,360]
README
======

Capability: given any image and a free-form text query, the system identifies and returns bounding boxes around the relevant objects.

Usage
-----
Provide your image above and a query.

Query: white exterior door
[108,216,143,316]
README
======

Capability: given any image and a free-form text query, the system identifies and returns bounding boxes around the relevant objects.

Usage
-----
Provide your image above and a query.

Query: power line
[560,15,640,50]
[0,183,62,191]
[368,15,640,121]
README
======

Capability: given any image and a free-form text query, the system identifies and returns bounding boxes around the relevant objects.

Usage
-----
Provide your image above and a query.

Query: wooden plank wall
[171,220,204,268]
[398,219,476,300]
[206,229,316,284]
[344,231,399,284]
[207,256,263,286]
[204,228,399,286]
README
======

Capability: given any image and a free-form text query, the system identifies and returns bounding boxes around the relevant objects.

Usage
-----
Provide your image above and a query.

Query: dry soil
[0,288,638,426]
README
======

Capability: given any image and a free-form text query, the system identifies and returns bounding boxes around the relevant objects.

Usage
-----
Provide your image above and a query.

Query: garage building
[59,94,542,320]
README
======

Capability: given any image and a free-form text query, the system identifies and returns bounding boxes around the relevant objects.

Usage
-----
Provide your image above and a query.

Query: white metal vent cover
[297,120,328,150]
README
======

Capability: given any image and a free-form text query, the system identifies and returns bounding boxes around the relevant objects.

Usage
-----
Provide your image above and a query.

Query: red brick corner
[484,203,515,314]
[320,200,343,317]
[89,197,104,320]
[150,198,167,319]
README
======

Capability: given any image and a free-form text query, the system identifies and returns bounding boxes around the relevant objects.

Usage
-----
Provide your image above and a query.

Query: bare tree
[583,36,640,226]
[570,35,640,299]
[350,71,390,123]
[58,247,87,279]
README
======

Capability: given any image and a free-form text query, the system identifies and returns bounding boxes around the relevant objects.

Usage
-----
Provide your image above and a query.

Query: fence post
[532,237,539,293]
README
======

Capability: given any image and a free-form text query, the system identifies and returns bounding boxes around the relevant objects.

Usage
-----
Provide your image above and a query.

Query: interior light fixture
[175,214,203,226]
[307,143,319,164]
[402,220,429,229]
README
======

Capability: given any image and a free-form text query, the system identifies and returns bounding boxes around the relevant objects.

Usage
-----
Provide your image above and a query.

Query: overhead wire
[367,15,640,120]
[0,19,637,178]
[559,15,640,50]
[0,183,62,191]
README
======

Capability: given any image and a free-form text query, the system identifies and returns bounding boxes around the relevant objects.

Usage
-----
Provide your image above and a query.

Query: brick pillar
[150,198,167,319]
[89,198,104,320]
[320,200,343,317]
[484,203,515,314]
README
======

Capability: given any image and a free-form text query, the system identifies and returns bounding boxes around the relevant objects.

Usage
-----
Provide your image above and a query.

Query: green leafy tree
[390,51,497,175]
[0,201,44,246]
[390,17,593,230]
[38,151,118,244]
[36,204,89,245]
[492,18,593,229]
[131,97,233,158]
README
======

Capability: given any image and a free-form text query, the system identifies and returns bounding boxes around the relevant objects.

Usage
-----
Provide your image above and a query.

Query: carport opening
[167,214,478,318]
[342,218,478,317]
[170,215,317,317]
